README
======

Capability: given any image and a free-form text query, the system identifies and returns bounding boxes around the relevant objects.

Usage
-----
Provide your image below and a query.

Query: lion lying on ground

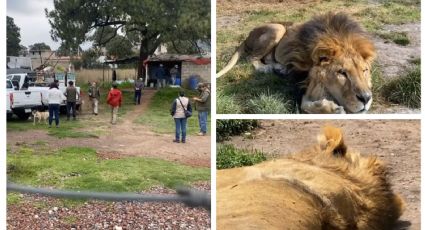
[217,12,376,114]
[217,126,404,230]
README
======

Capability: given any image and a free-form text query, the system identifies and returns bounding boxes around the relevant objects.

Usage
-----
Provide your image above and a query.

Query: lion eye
[338,69,348,78]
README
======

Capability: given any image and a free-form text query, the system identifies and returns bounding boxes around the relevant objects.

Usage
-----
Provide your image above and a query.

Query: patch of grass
[216,91,243,114]
[7,193,22,205]
[217,144,267,169]
[247,92,292,114]
[7,146,210,192]
[355,2,420,31]
[377,31,410,46]
[136,88,211,134]
[217,120,258,142]
[381,65,421,108]
[63,215,78,225]
[217,62,297,114]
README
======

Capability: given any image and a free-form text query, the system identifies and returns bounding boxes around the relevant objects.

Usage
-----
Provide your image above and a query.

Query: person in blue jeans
[192,83,210,136]
[47,82,66,128]
[170,90,192,143]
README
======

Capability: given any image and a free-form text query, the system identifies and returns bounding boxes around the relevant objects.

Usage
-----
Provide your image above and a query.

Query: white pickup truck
[6,79,43,120]
[7,72,81,111]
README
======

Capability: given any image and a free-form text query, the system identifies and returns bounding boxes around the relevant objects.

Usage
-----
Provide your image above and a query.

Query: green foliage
[247,93,291,114]
[45,0,211,77]
[217,144,266,169]
[381,65,421,108]
[7,146,210,192]
[136,88,210,134]
[7,16,21,56]
[105,36,134,59]
[216,120,258,142]
[216,91,242,114]
[29,42,51,51]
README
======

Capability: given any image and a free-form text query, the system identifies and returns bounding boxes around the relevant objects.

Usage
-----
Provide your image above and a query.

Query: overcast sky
[7,0,90,50]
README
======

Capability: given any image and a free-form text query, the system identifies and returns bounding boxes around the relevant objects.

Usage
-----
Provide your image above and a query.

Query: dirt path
[7,89,210,167]
[223,120,420,230]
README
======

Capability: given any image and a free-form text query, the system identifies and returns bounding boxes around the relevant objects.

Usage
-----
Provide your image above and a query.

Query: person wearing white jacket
[48,82,66,128]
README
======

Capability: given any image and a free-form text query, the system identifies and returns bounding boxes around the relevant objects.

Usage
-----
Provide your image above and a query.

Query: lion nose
[356,92,371,105]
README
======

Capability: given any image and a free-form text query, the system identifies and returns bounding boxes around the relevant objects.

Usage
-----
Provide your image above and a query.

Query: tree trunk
[137,43,149,78]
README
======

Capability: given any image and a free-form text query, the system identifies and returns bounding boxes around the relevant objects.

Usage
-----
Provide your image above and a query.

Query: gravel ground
[7,183,211,230]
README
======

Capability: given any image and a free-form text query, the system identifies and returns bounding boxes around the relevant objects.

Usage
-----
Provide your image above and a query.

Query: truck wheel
[15,111,30,120]
[7,113,13,120]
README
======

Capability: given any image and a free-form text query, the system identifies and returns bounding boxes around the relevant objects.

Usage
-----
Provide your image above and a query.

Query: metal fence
[7,182,210,211]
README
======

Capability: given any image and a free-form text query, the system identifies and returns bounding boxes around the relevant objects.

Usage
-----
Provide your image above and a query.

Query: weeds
[217,144,267,169]
[217,120,258,142]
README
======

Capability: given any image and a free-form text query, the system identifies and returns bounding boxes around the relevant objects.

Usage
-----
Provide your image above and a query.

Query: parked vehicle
[7,72,81,110]
[6,79,43,120]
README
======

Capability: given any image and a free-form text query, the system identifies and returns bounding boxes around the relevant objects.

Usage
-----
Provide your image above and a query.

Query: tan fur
[217,126,404,230]
[32,110,49,125]
[217,12,376,114]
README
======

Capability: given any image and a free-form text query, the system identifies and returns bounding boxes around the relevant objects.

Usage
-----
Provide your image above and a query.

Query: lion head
[306,34,376,113]
[276,12,376,113]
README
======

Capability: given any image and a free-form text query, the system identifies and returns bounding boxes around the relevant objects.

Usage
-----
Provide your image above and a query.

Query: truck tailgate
[11,91,42,109]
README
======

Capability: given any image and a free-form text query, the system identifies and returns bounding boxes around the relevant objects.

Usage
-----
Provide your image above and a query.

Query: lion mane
[217,126,404,229]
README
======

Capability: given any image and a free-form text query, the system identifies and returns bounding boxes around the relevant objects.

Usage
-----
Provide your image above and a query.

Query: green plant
[381,65,421,108]
[217,144,267,169]
[217,120,258,142]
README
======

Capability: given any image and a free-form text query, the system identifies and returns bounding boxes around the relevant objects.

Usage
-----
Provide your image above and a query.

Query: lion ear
[317,126,347,156]
[353,36,376,63]
[312,47,338,66]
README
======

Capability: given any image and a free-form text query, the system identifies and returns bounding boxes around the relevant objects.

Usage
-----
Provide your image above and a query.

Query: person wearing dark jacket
[134,78,144,105]
[170,90,192,143]
[65,81,79,120]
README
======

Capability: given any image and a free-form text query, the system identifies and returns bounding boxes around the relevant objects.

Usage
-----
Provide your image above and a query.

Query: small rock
[48,210,53,215]
[34,215,39,219]
[114,226,123,230]
[53,207,58,212]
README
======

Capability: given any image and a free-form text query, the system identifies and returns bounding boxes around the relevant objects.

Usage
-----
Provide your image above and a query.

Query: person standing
[155,64,166,88]
[65,81,79,120]
[134,78,144,105]
[170,90,192,143]
[107,82,122,125]
[170,65,179,85]
[88,82,100,115]
[192,83,210,136]
[47,82,66,128]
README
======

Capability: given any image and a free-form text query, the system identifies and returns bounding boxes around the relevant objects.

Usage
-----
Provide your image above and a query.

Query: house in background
[145,53,211,88]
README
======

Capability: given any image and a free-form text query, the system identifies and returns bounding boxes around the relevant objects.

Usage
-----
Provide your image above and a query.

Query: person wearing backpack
[170,90,192,143]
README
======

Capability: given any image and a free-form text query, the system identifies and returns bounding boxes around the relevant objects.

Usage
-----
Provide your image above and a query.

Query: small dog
[32,110,49,125]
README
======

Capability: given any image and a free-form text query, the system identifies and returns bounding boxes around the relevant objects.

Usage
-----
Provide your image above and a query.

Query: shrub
[217,120,258,142]
[217,144,267,169]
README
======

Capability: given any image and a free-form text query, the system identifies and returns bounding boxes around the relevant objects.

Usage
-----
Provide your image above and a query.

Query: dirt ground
[223,120,420,230]
[7,89,210,167]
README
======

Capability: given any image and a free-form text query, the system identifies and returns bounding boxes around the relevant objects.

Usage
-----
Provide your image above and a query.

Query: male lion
[217,12,376,114]
[217,126,404,230]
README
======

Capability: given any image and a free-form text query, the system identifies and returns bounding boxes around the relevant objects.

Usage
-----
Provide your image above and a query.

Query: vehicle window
[12,75,21,82]
[6,81,12,89]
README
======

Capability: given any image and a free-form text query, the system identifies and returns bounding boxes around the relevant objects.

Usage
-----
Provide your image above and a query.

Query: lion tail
[216,42,245,78]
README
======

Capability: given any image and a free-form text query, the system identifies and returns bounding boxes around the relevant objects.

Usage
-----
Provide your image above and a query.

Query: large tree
[45,0,210,77]
[29,42,51,52]
[7,16,22,56]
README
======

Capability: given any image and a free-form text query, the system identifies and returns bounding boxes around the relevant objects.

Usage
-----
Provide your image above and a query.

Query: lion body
[217,127,404,230]
[217,12,376,114]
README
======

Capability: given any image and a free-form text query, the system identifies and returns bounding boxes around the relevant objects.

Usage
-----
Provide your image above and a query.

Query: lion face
[308,35,376,113]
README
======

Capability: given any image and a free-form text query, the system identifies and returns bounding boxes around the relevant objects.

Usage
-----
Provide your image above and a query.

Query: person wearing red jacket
[107,82,122,125]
